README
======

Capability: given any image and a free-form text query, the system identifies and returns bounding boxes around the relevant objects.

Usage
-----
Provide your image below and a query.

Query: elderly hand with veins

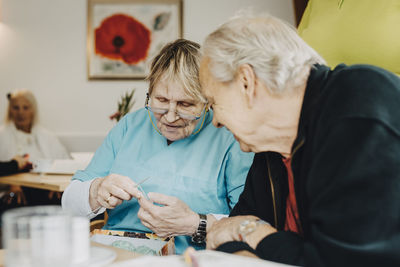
[206,215,256,250]
[137,192,201,238]
[206,215,277,250]
[89,173,141,211]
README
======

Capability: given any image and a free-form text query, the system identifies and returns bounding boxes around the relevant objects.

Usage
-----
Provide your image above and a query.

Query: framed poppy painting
[87,0,182,79]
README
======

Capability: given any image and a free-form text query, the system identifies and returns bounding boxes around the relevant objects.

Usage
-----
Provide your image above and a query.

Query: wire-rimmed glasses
[145,93,207,121]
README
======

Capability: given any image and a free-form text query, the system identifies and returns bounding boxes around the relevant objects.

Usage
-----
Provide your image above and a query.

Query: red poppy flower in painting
[95,14,151,64]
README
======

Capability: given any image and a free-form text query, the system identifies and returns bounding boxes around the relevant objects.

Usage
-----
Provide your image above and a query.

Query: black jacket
[0,160,18,176]
[218,64,400,266]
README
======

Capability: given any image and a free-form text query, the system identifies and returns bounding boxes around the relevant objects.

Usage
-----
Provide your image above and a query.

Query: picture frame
[87,0,183,80]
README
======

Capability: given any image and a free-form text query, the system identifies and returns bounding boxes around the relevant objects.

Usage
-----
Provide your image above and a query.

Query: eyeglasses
[144,93,209,136]
[145,93,207,121]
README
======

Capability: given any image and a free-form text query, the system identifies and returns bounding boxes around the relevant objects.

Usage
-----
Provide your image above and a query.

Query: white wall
[0,0,294,152]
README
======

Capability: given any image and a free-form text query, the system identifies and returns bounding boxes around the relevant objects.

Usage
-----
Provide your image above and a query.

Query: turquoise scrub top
[73,108,254,254]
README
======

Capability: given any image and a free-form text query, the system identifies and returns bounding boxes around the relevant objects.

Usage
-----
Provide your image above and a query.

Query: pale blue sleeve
[224,141,254,210]
[72,116,128,182]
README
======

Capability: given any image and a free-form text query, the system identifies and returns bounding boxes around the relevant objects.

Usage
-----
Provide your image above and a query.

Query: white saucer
[74,246,117,267]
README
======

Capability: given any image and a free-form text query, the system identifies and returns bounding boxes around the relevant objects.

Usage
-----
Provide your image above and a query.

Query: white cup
[2,206,73,267]
[71,216,90,265]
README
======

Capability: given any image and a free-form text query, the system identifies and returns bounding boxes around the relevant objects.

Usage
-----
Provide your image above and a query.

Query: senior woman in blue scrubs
[62,39,254,254]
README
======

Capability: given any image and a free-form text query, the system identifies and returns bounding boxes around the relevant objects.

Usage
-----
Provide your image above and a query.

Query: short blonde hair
[146,39,207,103]
[6,89,39,125]
[203,12,326,93]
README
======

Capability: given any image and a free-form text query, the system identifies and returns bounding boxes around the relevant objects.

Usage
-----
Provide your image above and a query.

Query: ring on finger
[106,195,112,203]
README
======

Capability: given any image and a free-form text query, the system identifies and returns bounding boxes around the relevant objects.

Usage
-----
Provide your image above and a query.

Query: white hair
[146,39,207,103]
[202,12,326,93]
[6,89,39,126]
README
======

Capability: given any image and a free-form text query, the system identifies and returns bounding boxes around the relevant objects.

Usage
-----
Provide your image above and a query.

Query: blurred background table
[0,173,72,192]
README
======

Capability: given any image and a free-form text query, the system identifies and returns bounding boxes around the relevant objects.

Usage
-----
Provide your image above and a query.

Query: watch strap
[191,213,207,244]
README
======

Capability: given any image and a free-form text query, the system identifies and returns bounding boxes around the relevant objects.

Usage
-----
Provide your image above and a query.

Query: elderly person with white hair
[0,90,69,161]
[200,13,400,267]
[0,89,70,205]
[62,39,254,254]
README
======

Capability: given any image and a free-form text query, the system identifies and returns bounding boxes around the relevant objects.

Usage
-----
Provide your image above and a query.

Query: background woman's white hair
[6,89,39,125]
[202,12,326,93]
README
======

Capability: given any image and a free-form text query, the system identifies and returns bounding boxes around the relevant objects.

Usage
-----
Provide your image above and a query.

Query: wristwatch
[238,219,270,241]
[191,214,207,244]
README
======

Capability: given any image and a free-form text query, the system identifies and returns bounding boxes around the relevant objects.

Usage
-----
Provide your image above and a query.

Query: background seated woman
[0,89,70,206]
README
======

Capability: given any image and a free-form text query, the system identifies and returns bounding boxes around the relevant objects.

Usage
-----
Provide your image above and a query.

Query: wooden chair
[90,212,108,232]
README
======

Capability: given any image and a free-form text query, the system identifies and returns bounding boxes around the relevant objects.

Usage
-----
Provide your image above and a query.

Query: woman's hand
[89,174,141,211]
[12,155,31,170]
[206,215,277,250]
[137,192,199,238]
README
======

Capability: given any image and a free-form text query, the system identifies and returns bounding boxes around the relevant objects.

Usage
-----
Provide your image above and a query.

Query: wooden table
[0,173,72,192]
[0,241,140,267]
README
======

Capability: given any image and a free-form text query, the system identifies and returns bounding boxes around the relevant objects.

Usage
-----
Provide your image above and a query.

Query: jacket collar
[291,64,331,153]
